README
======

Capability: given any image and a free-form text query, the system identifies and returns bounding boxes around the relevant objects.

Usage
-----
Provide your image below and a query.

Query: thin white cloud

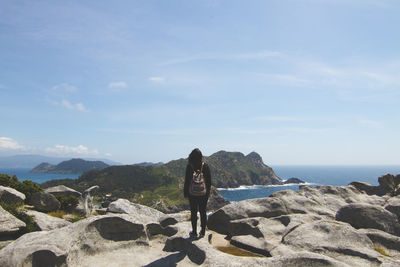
[232,127,330,135]
[51,83,77,94]
[0,137,24,150]
[256,73,310,87]
[232,51,284,60]
[252,116,312,122]
[357,119,383,128]
[149,76,166,83]
[59,100,87,111]
[47,98,87,111]
[256,57,400,101]
[158,50,283,66]
[45,144,99,156]
[303,0,392,8]
[108,81,127,89]
[46,83,87,111]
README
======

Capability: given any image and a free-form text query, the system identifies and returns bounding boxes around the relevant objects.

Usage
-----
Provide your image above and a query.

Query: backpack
[189,162,207,196]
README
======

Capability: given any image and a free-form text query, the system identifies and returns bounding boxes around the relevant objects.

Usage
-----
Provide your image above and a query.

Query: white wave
[217,182,317,191]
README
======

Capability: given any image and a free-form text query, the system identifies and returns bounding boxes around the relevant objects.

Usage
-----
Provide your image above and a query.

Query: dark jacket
[184,162,211,198]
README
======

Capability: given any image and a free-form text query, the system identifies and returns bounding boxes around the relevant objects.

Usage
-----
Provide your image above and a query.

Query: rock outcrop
[44,185,81,198]
[207,186,229,211]
[206,175,400,266]
[81,185,99,217]
[284,177,305,184]
[0,206,26,238]
[2,174,400,266]
[106,198,164,223]
[30,192,60,212]
[0,185,26,205]
[23,210,70,231]
[336,203,400,236]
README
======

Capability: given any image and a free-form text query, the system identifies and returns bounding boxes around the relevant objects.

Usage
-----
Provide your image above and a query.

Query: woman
[184,148,211,237]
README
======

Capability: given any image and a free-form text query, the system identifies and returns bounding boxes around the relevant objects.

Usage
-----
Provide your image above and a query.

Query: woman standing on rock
[184,148,211,238]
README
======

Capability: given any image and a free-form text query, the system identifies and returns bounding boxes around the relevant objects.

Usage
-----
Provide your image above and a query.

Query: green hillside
[40,151,281,207]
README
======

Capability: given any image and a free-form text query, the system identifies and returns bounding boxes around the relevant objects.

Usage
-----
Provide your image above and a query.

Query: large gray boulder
[30,192,60,212]
[336,203,400,236]
[0,205,25,237]
[384,196,400,217]
[282,220,383,266]
[378,173,400,195]
[45,185,81,198]
[107,198,165,223]
[207,186,229,211]
[0,214,148,267]
[270,185,388,217]
[349,181,381,195]
[24,210,70,231]
[208,197,287,234]
[0,185,25,204]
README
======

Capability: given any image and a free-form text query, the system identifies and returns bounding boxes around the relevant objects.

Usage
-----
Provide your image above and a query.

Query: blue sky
[1,0,400,165]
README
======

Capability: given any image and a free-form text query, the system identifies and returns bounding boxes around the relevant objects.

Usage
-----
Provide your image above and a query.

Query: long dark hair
[188,148,202,170]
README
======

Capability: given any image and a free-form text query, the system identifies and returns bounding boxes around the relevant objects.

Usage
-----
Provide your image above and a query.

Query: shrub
[15,180,43,201]
[56,195,79,211]
[0,174,42,202]
[0,174,19,188]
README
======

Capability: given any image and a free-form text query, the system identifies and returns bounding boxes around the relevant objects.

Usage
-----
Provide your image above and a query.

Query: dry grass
[47,211,84,223]
[374,244,392,257]
[47,210,66,219]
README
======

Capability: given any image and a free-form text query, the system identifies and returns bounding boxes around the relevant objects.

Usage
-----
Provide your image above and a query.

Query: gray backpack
[189,162,206,196]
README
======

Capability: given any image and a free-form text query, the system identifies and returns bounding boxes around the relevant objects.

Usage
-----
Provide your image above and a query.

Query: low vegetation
[55,195,80,212]
[39,151,280,208]
[374,244,392,257]
[47,210,84,223]
[1,202,38,234]
[0,174,42,202]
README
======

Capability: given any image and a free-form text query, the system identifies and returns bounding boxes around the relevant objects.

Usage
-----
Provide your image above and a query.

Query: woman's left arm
[205,164,212,198]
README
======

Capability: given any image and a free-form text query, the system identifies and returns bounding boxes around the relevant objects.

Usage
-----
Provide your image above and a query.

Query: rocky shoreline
[1,173,400,266]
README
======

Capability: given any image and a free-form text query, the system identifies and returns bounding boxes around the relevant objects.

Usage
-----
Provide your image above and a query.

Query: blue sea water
[219,165,400,202]
[0,168,80,184]
[2,166,400,203]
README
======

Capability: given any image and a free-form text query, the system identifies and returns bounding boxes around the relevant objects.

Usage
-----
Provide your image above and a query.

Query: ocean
[1,166,400,203]
[218,165,400,202]
[0,168,80,184]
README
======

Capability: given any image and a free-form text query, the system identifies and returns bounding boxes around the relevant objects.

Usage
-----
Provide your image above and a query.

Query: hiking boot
[199,228,206,237]
[189,231,197,238]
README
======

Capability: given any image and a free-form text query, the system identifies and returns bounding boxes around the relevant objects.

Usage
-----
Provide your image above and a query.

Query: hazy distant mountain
[31,158,109,174]
[0,154,121,168]
[132,162,163,167]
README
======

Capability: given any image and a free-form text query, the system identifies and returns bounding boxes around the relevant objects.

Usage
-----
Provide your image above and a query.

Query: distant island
[0,154,121,168]
[30,158,109,174]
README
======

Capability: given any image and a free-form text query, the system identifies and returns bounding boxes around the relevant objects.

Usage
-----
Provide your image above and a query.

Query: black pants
[188,195,208,233]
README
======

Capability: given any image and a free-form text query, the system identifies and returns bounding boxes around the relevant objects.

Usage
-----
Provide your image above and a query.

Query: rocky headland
[1,173,400,266]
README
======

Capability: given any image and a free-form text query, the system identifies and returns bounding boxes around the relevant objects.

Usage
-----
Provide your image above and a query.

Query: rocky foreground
[1,174,400,266]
